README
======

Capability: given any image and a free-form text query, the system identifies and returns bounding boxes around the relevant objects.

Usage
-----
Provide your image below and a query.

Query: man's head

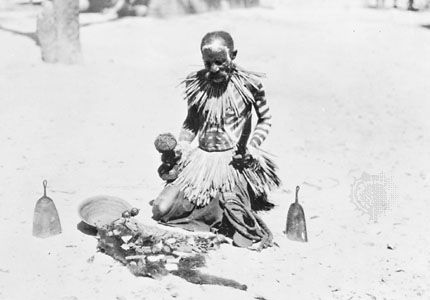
[200,31,238,84]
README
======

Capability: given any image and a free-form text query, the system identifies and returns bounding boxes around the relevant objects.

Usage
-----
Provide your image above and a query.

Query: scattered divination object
[77,195,246,289]
[120,207,140,220]
[130,207,140,217]
[33,180,62,238]
[97,217,246,290]
[286,186,308,242]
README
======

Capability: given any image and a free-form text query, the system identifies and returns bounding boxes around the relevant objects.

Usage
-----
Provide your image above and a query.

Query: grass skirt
[173,146,281,207]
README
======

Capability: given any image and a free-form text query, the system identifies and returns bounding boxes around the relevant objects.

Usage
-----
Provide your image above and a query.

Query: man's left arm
[249,81,272,148]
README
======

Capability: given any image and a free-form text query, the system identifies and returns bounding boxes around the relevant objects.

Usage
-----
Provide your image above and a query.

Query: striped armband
[250,83,272,147]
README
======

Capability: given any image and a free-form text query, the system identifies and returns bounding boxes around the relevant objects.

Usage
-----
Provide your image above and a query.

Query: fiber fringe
[174,147,280,207]
[182,65,265,128]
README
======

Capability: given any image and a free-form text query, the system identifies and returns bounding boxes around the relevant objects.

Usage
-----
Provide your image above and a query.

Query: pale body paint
[201,39,231,54]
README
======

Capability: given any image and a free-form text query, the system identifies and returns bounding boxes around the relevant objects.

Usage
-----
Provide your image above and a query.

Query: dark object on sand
[33,180,62,238]
[78,195,132,228]
[286,186,308,242]
[122,207,139,218]
[154,133,181,182]
[130,207,140,217]
[97,218,246,290]
[171,255,247,290]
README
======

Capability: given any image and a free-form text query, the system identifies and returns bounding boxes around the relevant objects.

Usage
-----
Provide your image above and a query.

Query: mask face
[201,39,233,84]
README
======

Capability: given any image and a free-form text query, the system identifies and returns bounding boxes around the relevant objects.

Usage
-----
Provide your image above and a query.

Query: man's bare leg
[152,184,180,221]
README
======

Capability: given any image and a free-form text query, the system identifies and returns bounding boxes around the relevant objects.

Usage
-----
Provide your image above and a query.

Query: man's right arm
[178,104,199,144]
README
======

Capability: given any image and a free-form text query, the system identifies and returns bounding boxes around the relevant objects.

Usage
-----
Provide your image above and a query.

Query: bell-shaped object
[33,180,62,238]
[286,186,308,242]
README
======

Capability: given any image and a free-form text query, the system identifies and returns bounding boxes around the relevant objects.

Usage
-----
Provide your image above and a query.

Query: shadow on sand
[80,15,122,27]
[0,25,39,45]
[0,14,121,46]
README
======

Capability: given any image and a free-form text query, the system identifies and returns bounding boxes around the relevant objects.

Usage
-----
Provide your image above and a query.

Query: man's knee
[151,184,180,221]
[152,198,171,221]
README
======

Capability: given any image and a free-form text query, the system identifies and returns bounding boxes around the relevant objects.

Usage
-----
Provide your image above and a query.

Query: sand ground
[0,1,430,299]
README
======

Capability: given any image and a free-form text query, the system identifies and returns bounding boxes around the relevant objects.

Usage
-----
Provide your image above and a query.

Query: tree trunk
[37,0,82,64]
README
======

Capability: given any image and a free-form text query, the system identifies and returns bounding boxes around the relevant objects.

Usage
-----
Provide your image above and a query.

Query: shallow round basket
[78,195,132,228]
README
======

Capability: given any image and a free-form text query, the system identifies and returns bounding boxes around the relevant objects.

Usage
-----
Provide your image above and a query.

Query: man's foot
[232,231,253,248]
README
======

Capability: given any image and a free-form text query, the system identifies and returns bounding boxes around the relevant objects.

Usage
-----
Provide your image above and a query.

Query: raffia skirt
[171,146,280,207]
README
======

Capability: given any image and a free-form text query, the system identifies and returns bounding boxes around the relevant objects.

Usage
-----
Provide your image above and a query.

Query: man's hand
[231,149,256,170]
[161,150,181,166]
[176,141,192,159]
[158,163,179,182]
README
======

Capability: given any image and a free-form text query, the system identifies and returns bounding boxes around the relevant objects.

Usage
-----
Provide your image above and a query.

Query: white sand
[0,1,430,299]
